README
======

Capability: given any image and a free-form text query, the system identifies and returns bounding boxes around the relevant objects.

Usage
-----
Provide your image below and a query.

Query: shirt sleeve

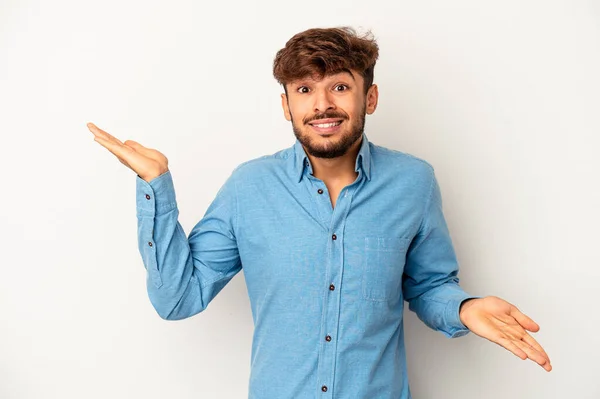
[402,168,480,338]
[135,169,242,320]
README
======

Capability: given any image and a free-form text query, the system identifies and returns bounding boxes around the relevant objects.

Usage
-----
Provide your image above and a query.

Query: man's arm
[402,166,552,371]
[136,169,241,320]
[87,121,242,321]
[402,167,479,338]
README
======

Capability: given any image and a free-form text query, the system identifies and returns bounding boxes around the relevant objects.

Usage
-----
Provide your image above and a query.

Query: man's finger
[87,122,124,145]
[94,136,138,165]
[513,339,552,371]
[510,306,540,332]
[495,336,527,360]
[124,140,145,149]
[95,136,156,177]
[521,333,551,366]
[498,319,551,368]
[124,140,155,157]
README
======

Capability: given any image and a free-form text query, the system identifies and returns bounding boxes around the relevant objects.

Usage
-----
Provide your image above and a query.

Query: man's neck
[306,136,362,184]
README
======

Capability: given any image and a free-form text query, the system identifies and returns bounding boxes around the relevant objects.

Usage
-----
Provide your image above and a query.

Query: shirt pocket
[362,236,410,302]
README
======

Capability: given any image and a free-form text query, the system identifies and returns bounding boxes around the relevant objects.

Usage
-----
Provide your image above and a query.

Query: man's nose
[314,90,336,113]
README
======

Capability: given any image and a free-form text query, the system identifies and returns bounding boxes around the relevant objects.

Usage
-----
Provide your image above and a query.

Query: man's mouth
[308,118,343,126]
[311,121,342,128]
[308,119,344,133]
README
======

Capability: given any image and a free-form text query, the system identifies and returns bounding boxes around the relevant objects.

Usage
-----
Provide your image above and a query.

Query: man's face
[281,70,378,159]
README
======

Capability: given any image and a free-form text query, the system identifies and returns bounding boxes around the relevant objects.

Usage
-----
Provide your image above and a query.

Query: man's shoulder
[229,145,294,180]
[369,142,435,175]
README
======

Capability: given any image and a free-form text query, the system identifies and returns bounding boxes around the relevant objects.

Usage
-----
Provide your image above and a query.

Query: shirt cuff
[136,170,177,217]
[445,295,482,338]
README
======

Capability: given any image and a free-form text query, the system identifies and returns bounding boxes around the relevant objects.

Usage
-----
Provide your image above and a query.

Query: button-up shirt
[135,133,477,398]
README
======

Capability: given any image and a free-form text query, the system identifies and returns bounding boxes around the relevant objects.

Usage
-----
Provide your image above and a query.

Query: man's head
[273,27,379,159]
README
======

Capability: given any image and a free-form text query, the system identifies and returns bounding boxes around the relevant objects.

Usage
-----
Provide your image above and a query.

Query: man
[88,26,551,398]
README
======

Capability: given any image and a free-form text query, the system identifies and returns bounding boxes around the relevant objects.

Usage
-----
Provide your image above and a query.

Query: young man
[89,26,551,398]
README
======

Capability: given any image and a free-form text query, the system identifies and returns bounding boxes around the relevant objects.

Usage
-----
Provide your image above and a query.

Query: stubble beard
[291,104,366,159]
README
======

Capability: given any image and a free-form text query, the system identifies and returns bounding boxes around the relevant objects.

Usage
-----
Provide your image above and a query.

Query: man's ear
[281,93,292,121]
[365,84,379,115]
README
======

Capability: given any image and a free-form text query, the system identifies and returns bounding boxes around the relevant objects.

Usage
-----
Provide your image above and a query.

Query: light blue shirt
[135,133,477,398]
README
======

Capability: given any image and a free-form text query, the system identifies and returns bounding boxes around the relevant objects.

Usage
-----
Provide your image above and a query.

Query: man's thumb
[124,140,144,149]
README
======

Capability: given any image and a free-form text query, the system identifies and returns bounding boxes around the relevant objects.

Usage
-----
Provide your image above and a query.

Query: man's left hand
[459,296,552,372]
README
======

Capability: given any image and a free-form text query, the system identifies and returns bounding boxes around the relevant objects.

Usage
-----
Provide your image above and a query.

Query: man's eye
[334,84,348,91]
[297,86,310,93]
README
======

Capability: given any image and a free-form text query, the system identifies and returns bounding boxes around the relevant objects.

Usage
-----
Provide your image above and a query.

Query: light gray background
[1,0,598,398]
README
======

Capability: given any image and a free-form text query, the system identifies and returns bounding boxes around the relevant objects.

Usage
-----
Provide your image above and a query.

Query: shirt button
[148,241,153,247]
[145,194,151,200]
[325,335,331,342]
[332,234,337,240]
[321,385,328,392]
[317,188,323,194]
[329,284,335,291]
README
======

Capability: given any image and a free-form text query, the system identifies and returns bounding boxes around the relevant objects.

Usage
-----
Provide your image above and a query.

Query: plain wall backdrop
[1,0,598,397]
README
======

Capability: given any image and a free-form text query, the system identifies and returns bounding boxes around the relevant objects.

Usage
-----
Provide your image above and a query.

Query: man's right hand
[87,122,169,183]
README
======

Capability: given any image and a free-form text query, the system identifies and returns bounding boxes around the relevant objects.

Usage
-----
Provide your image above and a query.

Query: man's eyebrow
[326,70,356,82]
[340,70,357,81]
[291,71,356,86]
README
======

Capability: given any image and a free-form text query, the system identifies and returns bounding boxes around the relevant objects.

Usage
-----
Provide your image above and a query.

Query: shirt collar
[293,133,372,183]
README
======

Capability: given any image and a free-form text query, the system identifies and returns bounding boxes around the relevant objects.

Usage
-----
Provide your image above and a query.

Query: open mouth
[310,121,342,128]
[308,119,344,134]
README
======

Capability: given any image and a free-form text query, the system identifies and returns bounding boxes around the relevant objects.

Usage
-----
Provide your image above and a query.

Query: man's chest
[235,176,425,303]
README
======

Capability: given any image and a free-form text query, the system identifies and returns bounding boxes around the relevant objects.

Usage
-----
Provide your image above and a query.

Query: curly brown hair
[273,27,379,95]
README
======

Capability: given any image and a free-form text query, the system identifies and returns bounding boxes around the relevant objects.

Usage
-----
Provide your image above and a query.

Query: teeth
[313,121,341,128]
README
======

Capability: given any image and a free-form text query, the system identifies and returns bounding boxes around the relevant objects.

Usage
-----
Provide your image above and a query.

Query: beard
[291,104,366,159]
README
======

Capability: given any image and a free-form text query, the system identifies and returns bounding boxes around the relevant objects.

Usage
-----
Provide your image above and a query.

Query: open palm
[460,296,552,372]
[87,122,169,182]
